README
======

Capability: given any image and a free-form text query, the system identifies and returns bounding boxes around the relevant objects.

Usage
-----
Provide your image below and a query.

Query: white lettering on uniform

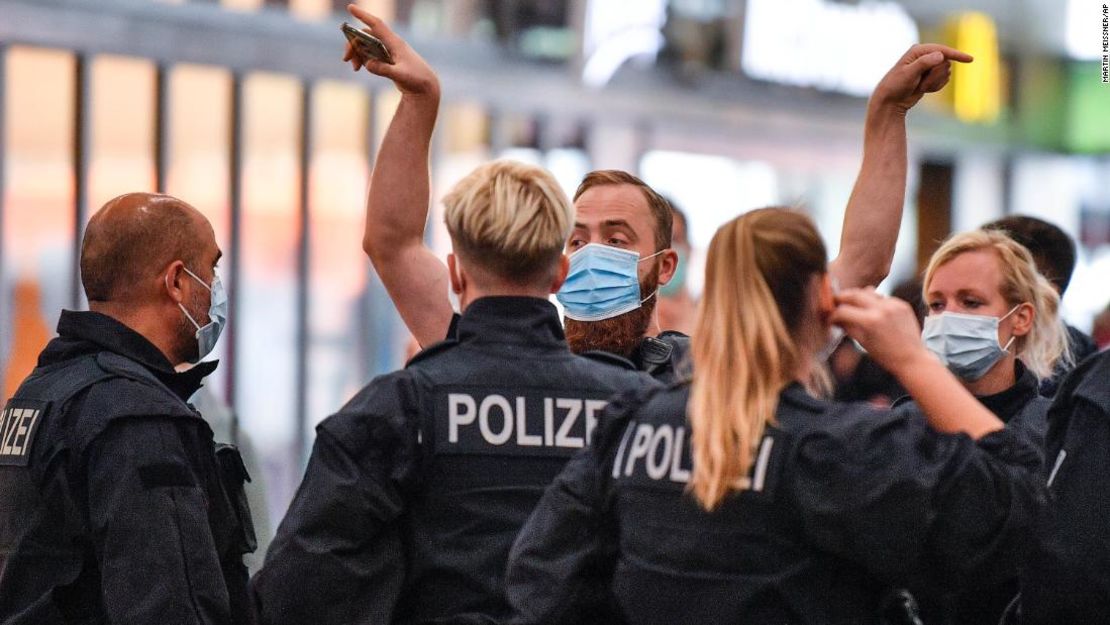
[446,394,605,449]
[612,422,636,478]
[0,409,18,454]
[615,422,692,484]
[645,425,674,480]
[516,396,542,446]
[555,399,583,448]
[671,426,691,482]
[544,398,556,446]
[624,424,654,476]
[479,395,513,445]
[13,410,39,455]
[751,436,775,492]
[585,400,607,445]
[1,409,41,457]
[448,394,477,443]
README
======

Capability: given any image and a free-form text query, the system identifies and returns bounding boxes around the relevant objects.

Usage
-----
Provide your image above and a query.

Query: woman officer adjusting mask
[894,229,1069,625]
[504,208,1045,625]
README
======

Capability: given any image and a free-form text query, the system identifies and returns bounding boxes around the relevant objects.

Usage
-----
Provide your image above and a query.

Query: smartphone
[341,22,395,65]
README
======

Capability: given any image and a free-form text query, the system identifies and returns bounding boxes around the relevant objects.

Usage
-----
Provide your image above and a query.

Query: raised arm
[829,44,973,289]
[346,5,454,347]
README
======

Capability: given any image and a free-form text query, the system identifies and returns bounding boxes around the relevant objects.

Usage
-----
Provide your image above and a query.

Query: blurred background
[2,0,1109,538]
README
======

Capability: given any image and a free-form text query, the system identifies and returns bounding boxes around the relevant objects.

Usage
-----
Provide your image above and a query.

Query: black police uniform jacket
[1021,349,1110,624]
[0,311,255,625]
[445,313,691,384]
[890,360,1050,625]
[251,297,656,625]
[505,382,1045,625]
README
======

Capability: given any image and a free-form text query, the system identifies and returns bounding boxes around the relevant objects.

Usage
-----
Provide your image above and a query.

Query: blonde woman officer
[505,208,1044,625]
[894,230,1069,625]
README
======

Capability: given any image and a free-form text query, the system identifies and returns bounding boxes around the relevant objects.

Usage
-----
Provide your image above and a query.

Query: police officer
[0,193,254,624]
[356,11,965,382]
[887,229,1068,625]
[250,159,655,622]
[505,208,1044,625]
[1018,349,1110,623]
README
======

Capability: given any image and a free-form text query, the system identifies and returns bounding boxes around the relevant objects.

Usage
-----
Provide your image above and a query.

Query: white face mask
[921,305,1021,381]
[176,267,227,363]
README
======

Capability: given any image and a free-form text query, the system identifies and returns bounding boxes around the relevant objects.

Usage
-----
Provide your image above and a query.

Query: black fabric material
[252,296,656,625]
[506,382,1044,625]
[890,360,1050,625]
[1039,323,1099,397]
[446,311,690,383]
[629,331,691,383]
[0,310,248,625]
[1021,350,1110,623]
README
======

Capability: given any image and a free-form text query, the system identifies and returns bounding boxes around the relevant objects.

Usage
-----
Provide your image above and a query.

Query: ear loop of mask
[168,268,209,331]
[638,249,666,304]
[998,304,1022,352]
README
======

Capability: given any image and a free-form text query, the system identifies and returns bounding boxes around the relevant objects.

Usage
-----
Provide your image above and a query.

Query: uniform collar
[456,296,565,347]
[51,310,217,401]
[977,360,1039,423]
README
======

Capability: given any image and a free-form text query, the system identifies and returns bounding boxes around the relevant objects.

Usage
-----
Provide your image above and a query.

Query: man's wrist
[866,94,911,123]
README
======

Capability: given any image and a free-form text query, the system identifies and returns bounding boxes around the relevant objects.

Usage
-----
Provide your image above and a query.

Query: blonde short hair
[923,229,1071,380]
[443,160,573,284]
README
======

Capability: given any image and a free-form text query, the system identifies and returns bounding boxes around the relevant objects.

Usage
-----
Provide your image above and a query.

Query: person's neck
[459,285,551,311]
[88,301,181,365]
[964,354,1018,397]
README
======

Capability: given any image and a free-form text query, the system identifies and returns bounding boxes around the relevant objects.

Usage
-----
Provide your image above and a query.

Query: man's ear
[550,254,570,294]
[656,248,679,287]
[447,253,464,294]
[163,260,188,305]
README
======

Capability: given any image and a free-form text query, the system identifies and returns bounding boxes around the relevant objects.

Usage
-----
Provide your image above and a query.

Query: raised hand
[342,4,439,98]
[830,288,932,375]
[872,43,973,114]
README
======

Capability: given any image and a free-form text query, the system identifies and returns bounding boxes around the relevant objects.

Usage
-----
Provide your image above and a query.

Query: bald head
[81,193,214,303]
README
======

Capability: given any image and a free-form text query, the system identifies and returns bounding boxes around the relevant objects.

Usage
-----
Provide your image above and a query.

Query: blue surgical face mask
[922,305,1020,382]
[556,243,664,322]
[178,267,227,363]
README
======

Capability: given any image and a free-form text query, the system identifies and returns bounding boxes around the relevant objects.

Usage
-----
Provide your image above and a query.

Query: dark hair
[574,170,673,252]
[666,197,689,247]
[982,215,1076,294]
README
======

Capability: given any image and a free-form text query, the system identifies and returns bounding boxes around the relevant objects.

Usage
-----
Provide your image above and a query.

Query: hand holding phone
[341,22,395,65]
[341,4,439,98]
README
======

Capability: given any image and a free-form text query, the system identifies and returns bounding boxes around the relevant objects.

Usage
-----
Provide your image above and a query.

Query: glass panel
[290,0,330,20]
[222,0,264,11]
[167,63,232,400]
[436,101,490,259]
[305,80,374,437]
[640,150,778,295]
[2,47,75,398]
[88,55,156,227]
[238,72,301,519]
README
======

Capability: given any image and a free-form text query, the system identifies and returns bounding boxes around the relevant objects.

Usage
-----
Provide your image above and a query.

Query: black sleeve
[506,391,646,625]
[86,417,229,625]
[250,409,409,625]
[792,404,1044,589]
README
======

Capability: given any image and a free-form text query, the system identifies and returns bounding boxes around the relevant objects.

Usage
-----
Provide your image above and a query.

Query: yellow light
[944,11,1002,124]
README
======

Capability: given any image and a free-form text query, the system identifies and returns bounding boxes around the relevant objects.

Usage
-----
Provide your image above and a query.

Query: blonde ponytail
[688,209,827,511]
